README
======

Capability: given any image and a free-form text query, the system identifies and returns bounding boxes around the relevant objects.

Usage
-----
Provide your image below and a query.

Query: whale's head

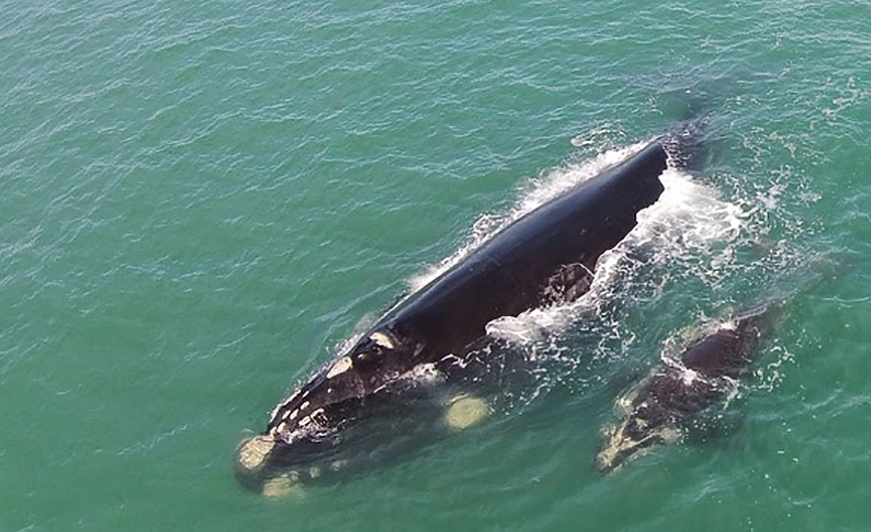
[595,363,726,474]
[233,374,362,497]
[234,329,441,495]
[595,406,682,474]
[594,373,687,474]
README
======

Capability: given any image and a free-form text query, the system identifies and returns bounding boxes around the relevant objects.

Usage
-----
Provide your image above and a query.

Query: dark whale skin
[267,141,668,437]
[596,306,775,474]
[234,131,699,493]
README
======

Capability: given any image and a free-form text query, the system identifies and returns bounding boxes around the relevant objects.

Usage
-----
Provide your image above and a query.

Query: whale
[235,120,704,494]
[595,305,777,474]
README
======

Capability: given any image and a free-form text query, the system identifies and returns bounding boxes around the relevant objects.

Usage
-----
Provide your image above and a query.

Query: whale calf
[596,306,776,474]
[236,121,704,494]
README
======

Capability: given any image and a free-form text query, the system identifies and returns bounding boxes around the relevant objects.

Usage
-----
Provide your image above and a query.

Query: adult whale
[235,120,704,494]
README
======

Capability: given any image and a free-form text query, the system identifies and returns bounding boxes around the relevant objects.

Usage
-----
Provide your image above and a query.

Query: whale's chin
[233,432,352,496]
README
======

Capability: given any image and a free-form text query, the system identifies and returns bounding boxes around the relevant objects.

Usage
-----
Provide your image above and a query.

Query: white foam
[485,315,548,344]
[634,168,746,254]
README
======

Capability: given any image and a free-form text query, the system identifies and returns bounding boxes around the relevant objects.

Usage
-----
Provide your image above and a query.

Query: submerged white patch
[262,471,303,499]
[444,395,490,430]
[658,425,681,444]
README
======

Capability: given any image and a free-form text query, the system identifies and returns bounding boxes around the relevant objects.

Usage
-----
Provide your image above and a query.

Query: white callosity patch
[236,436,277,471]
[295,408,329,433]
[326,356,353,378]
[369,331,395,349]
[268,395,332,443]
[269,389,299,423]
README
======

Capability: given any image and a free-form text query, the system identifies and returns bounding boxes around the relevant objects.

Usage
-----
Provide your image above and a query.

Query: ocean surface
[2,1,870,530]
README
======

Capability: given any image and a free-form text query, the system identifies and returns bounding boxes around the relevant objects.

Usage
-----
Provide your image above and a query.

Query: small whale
[596,305,776,474]
[236,119,706,494]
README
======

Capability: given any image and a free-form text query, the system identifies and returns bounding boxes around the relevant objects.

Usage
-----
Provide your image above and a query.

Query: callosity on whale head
[234,328,448,494]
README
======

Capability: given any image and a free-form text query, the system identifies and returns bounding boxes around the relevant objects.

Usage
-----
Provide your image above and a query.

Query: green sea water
[2,0,870,530]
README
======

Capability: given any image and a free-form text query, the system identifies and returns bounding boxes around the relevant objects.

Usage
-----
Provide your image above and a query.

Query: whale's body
[235,125,702,493]
[596,306,776,473]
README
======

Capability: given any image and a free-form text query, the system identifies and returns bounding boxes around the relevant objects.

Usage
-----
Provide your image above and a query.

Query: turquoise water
[2,0,870,530]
